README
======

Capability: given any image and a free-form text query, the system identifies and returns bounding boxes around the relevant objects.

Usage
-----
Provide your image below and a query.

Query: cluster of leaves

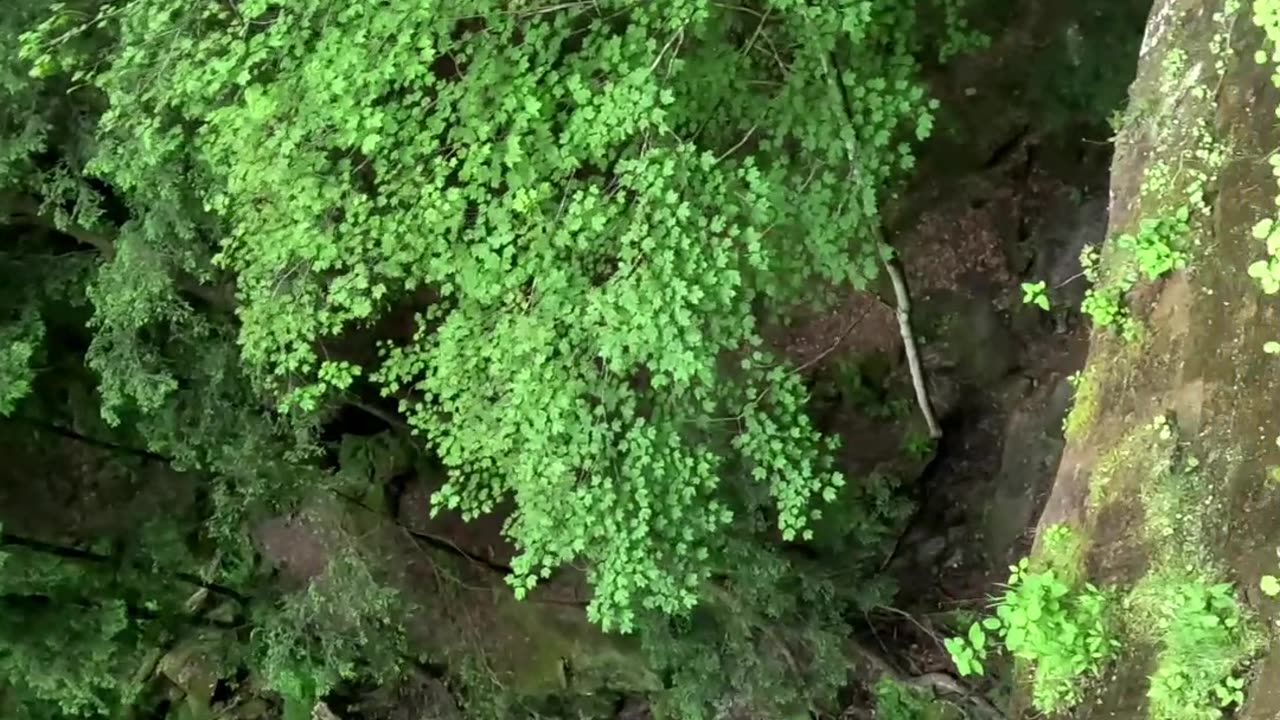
[251,548,406,718]
[900,430,936,461]
[1129,573,1259,720]
[0,532,195,719]
[1248,215,1280,300]
[635,463,911,718]
[0,311,43,415]
[926,0,990,62]
[639,543,851,720]
[946,526,1119,715]
[872,678,946,720]
[1257,0,1280,350]
[813,358,911,422]
[0,0,996,716]
[1078,208,1190,340]
[1120,418,1263,720]
[15,0,947,635]
[1020,280,1050,311]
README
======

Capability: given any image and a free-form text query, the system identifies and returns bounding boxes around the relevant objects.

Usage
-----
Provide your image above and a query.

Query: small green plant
[872,678,943,720]
[815,359,906,421]
[929,0,990,62]
[252,549,406,712]
[946,527,1118,715]
[1129,573,1261,720]
[1021,280,1050,311]
[1262,575,1279,597]
[1078,245,1139,341]
[1078,210,1189,340]
[901,430,936,461]
[1040,523,1083,572]
[1119,209,1192,280]
[1248,216,1280,294]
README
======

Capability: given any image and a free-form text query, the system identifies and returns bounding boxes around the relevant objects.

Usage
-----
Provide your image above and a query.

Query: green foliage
[16,0,947,633]
[1261,574,1279,597]
[1020,280,1050,311]
[1118,210,1192,281]
[1039,522,1085,577]
[1116,419,1263,720]
[901,430,935,461]
[925,0,990,62]
[1248,216,1280,294]
[0,0,986,716]
[946,527,1118,715]
[0,539,190,719]
[1255,0,1280,351]
[1064,368,1101,443]
[0,311,43,416]
[814,358,911,422]
[1128,572,1261,720]
[251,548,405,711]
[640,543,850,720]
[1079,209,1189,339]
[873,678,947,720]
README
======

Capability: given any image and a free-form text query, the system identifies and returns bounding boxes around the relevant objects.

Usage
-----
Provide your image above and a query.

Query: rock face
[1037,0,1280,717]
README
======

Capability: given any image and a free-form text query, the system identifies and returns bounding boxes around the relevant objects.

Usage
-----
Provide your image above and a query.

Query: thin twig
[884,256,942,439]
[705,301,872,424]
[716,123,759,162]
[873,605,946,651]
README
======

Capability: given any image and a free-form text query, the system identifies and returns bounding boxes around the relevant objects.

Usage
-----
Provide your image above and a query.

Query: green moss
[1032,523,1089,586]
[1137,453,1220,573]
[1088,416,1178,509]
[873,678,965,720]
[488,595,658,699]
[1125,568,1263,720]
[1063,368,1102,443]
[1113,416,1264,720]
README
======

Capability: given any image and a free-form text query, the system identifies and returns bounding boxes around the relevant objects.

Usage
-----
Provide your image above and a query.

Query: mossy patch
[1063,367,1102,444]
[1087,416,1177,510]
[1100,415,1263,720]
[1030,522,1089,585]
[1124,567,1264,720]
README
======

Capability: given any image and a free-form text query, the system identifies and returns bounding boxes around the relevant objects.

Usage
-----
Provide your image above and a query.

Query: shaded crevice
[982,123,1031,169]
[333,491,515,577]
[9,416,172,464]
[0,531,249,604]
